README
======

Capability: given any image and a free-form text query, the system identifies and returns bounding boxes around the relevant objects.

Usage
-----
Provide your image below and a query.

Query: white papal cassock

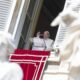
[30,37,54,51]
[30,37,45,50]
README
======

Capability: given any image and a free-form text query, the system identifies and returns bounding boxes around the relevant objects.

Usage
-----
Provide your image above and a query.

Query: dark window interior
[18,0,65,49]
[34,0,65,40]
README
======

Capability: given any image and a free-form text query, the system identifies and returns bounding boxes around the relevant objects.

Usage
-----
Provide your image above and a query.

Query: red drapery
[9,49,50,80]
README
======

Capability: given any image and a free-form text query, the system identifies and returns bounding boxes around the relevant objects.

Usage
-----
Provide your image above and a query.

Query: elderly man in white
[0,32,23,80]
[51,0,80,80]
[30,32,45,50]
[43,31,54,51]
[30,31,54,51]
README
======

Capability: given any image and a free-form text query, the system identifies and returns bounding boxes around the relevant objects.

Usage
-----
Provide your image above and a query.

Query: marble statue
[0,32,23,80]
[51,0,80,80]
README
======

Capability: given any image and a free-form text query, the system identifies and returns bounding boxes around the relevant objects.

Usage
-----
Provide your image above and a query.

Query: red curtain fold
[10,49,50,80]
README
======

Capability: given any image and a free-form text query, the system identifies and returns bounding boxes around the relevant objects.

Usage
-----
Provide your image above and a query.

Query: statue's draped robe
[0,62,23,80]
[0,33,23,80]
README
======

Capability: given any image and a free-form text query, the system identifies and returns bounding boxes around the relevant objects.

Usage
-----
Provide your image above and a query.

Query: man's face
[43,31,49,39]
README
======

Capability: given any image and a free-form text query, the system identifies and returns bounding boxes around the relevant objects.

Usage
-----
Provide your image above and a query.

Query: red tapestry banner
[9,49,50,80]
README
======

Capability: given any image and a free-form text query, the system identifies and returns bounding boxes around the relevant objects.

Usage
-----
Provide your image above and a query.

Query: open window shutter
[54,24,67,47]
[0,0,16,32]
